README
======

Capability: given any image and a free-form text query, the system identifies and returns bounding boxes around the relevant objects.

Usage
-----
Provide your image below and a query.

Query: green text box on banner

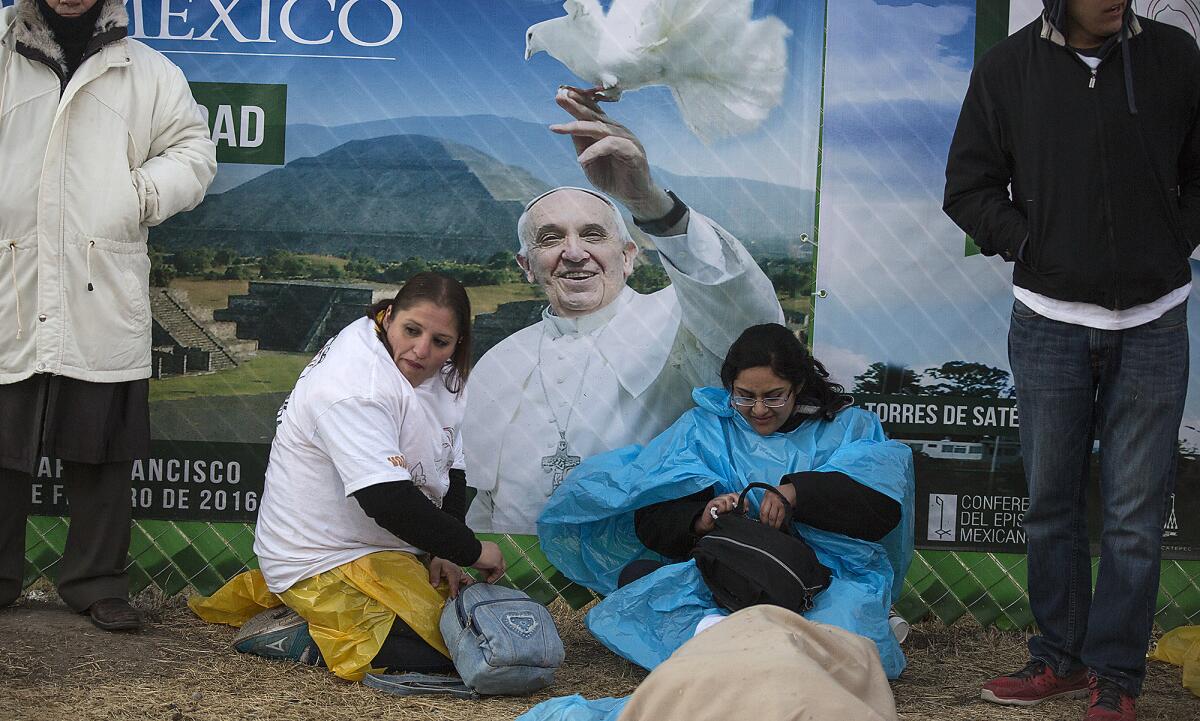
[189,82,287,166]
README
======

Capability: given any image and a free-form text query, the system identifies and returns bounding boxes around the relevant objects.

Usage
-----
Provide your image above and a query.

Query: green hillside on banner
[152,134,544,262]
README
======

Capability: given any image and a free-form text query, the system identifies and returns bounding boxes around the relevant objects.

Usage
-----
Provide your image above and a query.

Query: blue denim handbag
[365,583,565,698]
[440,582,565,695]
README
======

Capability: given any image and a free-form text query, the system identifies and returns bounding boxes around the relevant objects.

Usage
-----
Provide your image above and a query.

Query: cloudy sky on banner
[814,0,1015,388]
[114,0,825,189]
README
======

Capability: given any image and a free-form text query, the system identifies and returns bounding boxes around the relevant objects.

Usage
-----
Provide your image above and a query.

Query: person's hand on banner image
[471,540,508,584]
[550,88,676,223]
[693,492,741,535]
[428,557,473,598]
[759,482,797,530]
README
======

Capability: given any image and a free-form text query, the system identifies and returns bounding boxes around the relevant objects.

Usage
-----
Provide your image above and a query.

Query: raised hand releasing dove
[525,0,791,141]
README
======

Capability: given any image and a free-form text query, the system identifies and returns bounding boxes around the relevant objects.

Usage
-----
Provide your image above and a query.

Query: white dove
[525,0,792,141]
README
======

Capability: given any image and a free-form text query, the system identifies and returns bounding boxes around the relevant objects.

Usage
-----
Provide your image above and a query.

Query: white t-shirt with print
[253,316,460,593]
[414,370,467,472]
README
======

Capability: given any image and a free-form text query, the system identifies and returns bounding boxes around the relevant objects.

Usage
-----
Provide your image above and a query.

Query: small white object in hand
[525,0,792,141]
[888,608,910,643]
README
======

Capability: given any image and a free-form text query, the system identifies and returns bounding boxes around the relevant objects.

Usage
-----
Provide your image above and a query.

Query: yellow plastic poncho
[190,551,449,681]
[1150,625,1200,698]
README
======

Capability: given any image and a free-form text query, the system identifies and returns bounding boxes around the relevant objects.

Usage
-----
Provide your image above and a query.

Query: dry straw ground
[0,586,1195,721]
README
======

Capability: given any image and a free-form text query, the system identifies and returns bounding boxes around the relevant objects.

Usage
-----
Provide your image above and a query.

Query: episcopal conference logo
[1164,493,1180,538]
[927,493,958,542]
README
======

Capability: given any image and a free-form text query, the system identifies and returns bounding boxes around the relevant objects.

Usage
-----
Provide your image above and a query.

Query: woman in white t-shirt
[192,272,505,681]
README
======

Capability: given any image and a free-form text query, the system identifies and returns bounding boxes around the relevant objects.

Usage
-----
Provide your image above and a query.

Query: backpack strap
[363,672,479,700]
[736,481,796,530]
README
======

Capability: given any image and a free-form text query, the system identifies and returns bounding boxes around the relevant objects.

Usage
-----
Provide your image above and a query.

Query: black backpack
[692,483,832,614]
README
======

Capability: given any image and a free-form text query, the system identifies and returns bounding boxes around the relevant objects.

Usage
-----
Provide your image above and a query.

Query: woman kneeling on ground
[192,272,505,681]
[537,323,915,679]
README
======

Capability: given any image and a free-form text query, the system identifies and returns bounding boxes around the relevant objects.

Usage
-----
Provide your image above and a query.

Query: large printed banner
[10,2,825,511]
[14,0,1198,560]
[815,0,1199,559]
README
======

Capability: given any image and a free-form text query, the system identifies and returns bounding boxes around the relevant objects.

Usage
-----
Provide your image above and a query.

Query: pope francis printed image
[464,89,784,534]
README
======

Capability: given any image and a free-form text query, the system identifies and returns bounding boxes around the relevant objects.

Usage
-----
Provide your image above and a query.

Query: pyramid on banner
[151,134,550,262]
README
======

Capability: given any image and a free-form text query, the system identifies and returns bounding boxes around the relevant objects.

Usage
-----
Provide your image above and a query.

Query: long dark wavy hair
[720,323,849,421]
[367,272,472,394]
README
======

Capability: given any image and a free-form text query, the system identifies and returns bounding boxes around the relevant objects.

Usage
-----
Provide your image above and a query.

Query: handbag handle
[734,482,795,529]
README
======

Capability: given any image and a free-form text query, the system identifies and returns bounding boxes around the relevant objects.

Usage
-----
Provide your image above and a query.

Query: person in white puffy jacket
[0,0,216,630]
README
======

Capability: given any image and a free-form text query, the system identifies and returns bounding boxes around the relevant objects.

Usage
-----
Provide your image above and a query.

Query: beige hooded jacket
[0,0,216,383]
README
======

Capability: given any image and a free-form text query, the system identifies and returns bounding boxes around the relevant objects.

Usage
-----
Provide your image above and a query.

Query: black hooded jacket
[943,11,1200,310]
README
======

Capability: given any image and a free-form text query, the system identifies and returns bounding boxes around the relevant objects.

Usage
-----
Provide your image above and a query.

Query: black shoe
[86,597,143,631]
[1085,672,1136,720]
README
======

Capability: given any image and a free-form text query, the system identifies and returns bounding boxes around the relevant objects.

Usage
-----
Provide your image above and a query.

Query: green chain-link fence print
[24,518,1200,630]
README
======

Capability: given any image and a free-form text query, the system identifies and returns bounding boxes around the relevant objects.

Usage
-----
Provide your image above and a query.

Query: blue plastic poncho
[537,387,915,679]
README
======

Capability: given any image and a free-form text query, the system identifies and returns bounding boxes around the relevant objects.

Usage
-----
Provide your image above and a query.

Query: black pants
[0,375,147,609]
[371,616,455,673]
[618,559,667,589]
[0,461,133,610]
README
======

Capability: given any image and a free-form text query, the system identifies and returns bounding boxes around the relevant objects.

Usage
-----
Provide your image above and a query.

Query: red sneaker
[981,659,1089,706]
[1084,673,1136,720]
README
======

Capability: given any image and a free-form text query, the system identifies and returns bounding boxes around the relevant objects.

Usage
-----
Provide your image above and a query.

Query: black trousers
[0,374,147,611]
[618,559,667,589]
[371,616,455,673]
[0,461,133,610]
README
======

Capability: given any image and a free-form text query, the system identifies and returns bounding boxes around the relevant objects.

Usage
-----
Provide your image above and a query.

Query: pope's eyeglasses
[730,391,792,408]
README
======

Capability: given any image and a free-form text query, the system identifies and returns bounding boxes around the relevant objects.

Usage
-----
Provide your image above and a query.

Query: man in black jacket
[943,2,1199,719]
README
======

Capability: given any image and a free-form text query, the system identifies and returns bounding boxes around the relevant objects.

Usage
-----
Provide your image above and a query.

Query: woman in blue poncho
[536,323,916,689]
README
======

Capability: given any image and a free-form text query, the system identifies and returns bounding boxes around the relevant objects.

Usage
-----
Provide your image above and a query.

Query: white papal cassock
[464,213,785,534]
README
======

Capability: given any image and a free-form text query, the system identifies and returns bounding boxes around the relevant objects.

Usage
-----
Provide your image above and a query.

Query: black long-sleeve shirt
[351,468,481,567]
[634,471,901,561]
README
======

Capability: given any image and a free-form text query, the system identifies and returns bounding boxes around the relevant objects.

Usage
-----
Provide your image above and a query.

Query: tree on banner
[853,363,922,395]
[922,362,1014,399]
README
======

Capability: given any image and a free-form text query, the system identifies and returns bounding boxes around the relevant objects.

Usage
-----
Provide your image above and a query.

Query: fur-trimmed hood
[5,0,127,78]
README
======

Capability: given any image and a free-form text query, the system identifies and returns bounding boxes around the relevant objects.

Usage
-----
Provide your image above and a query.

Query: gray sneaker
[232,606,322,665]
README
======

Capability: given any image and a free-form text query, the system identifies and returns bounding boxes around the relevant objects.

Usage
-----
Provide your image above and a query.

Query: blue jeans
[1008,299,1188,696]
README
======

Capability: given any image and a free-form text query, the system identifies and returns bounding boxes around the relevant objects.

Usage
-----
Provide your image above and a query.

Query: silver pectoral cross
[541,431,581,489]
